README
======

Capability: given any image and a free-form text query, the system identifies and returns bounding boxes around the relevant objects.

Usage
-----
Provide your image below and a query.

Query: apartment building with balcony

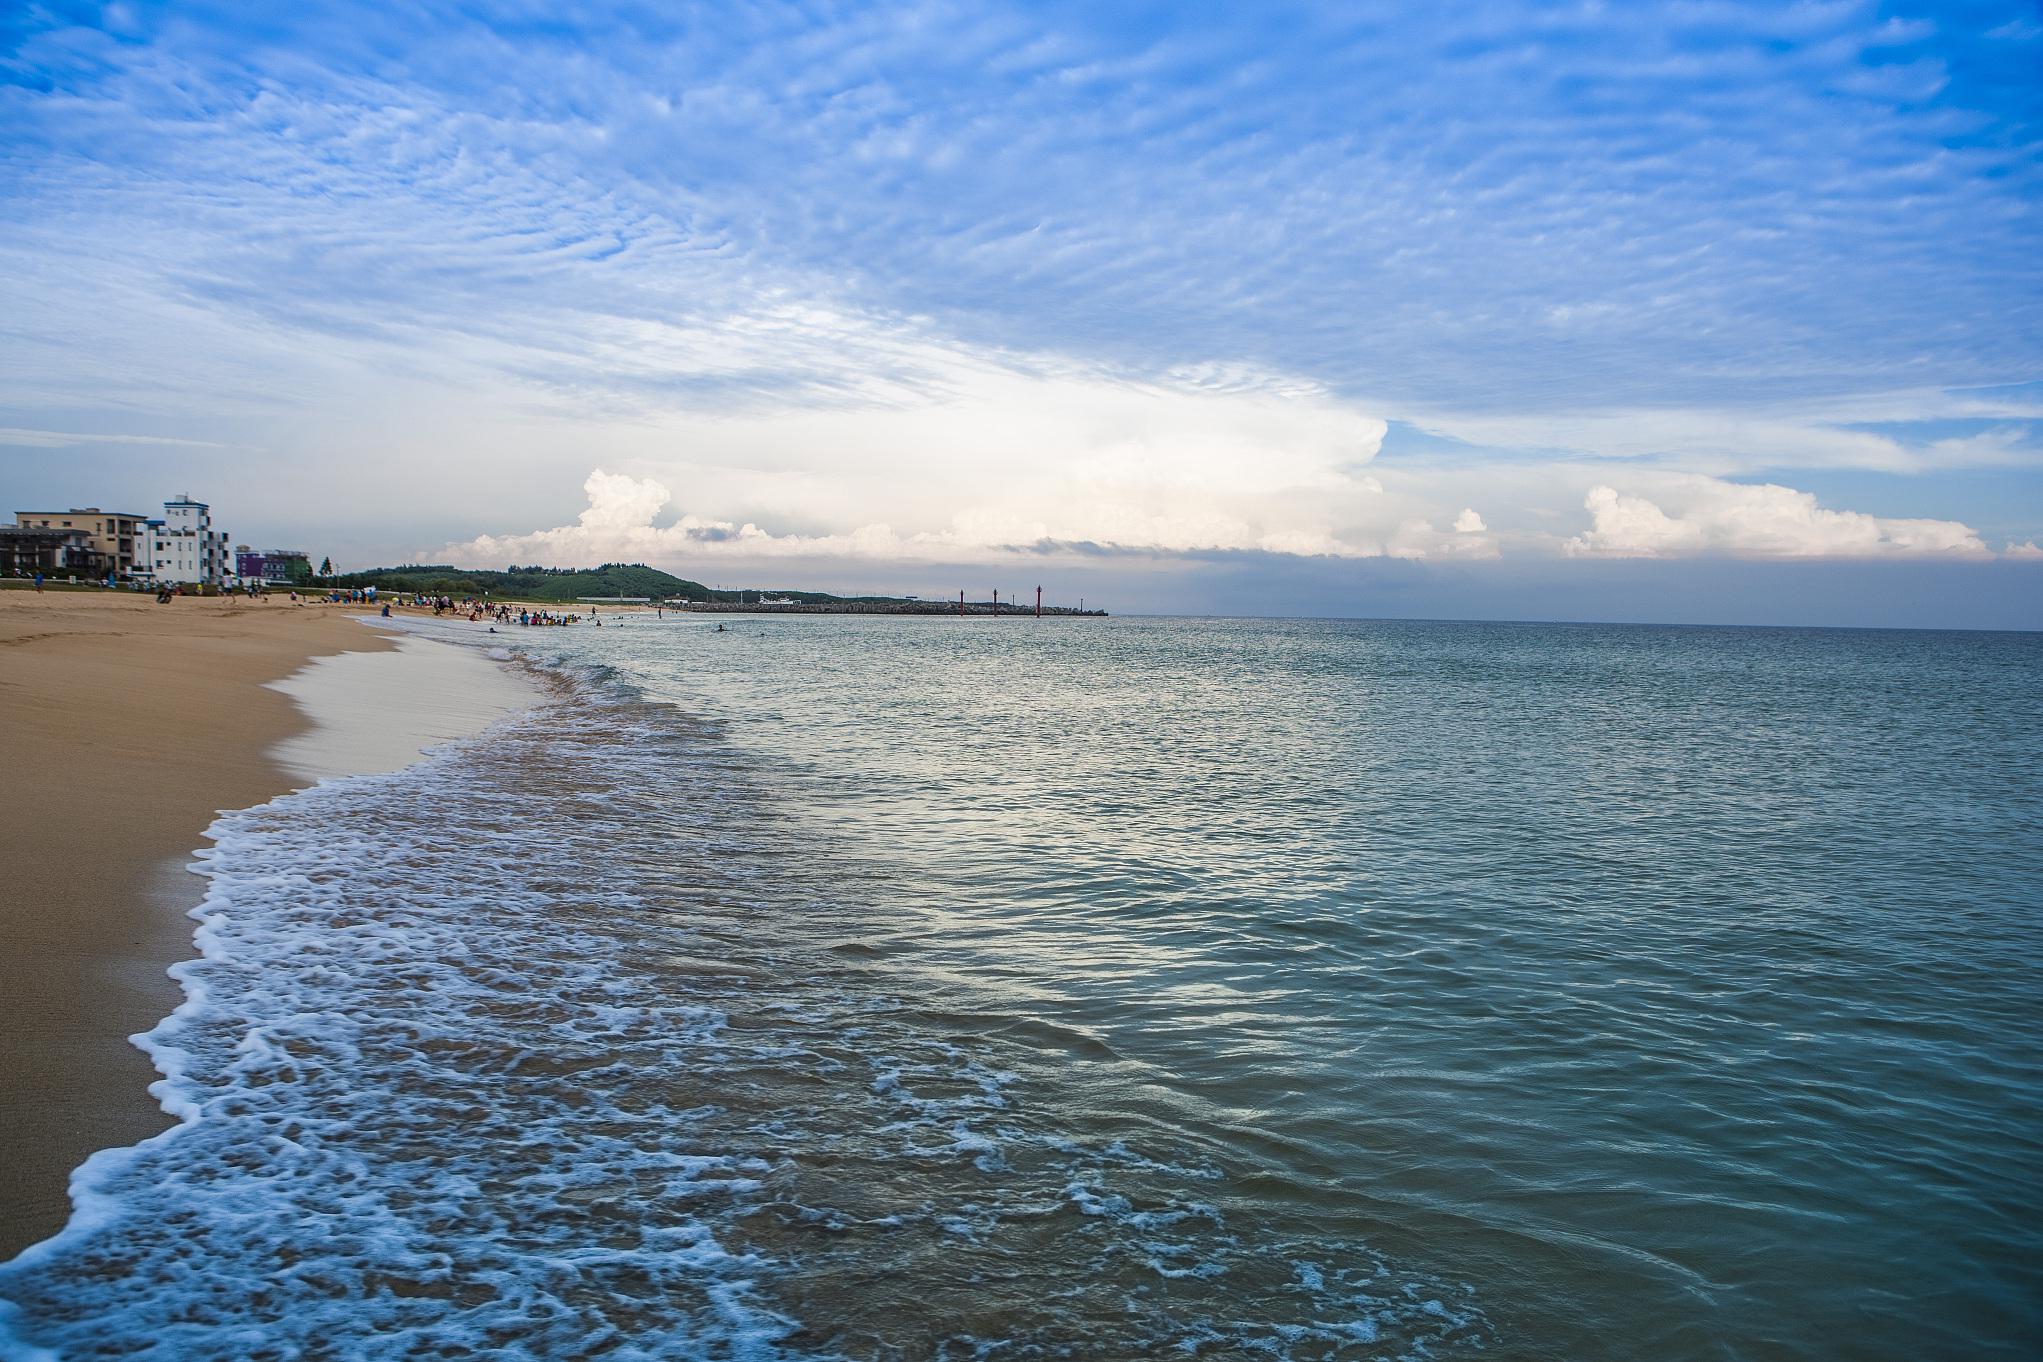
[11,507,150,578]
[143,495,232,586]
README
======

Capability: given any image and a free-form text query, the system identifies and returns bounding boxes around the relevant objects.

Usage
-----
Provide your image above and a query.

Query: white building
[143,495,232,587]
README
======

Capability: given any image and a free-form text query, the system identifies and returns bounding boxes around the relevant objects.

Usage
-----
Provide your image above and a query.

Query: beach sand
[0,589,531,1257]
[268,633,542,784]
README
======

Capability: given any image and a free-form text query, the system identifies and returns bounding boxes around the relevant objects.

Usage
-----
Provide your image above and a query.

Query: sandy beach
[0,588,530,1258]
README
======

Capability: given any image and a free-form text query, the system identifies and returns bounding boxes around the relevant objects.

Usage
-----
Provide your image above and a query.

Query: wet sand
[267,633,541,784]
[0,589,530,1258]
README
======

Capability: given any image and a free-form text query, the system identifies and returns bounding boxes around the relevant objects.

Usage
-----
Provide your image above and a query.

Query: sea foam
[0,697,802,1360]
[1,635,1488,1361]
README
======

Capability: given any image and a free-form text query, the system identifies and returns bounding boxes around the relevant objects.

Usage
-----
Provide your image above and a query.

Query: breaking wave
[0,655,1484,1360]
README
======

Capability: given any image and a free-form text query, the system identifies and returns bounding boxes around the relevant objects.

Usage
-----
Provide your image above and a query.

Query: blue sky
[3,0,2040,624]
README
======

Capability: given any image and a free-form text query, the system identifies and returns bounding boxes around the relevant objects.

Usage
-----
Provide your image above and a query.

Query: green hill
[324,562,918,606]
[328,563,719,602]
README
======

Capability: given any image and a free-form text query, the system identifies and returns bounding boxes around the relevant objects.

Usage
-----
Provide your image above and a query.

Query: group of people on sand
[402,592,591,628]
[223,586,630,629]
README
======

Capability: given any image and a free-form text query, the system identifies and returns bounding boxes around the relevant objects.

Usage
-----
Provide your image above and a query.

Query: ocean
[3,615,2038,1360]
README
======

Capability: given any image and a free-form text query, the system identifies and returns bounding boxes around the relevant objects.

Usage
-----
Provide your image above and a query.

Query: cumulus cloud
[1385,518,1501,560]
[2005,540,2043,560]
[444,455,2009,572]
[447,434,1383,565]
[447,468,1488,567]
[1565,480,1989,559]
[452,471,966,565]
[434,354,1426,564]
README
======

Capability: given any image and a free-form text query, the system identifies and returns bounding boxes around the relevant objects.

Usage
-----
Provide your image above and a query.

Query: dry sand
[0,589,420,1256]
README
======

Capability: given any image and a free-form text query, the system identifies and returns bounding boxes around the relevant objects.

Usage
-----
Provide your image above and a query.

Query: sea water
[2,616,2038,1360]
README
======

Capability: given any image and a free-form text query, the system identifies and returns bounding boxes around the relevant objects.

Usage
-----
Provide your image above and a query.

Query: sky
[3,0,2040,625]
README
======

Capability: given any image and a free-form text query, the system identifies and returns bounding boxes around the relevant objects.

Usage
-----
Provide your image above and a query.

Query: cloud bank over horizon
[435,461,2006,574]
[3,0,2040,620]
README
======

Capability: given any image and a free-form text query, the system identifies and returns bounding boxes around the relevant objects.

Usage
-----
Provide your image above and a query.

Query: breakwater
[671,599,1106,616]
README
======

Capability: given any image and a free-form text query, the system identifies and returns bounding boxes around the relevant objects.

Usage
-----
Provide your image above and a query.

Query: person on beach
[33,572,43,592]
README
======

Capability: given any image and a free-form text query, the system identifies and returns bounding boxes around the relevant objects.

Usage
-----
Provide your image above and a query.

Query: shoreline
[0,591,535,1259]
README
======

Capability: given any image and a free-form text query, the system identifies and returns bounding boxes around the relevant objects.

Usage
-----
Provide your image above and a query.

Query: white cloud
[1919,427,2041,472]
[433,352,1420,565]
[1565,479,1989,559]
[1386,517,1501,560]
[6,4,2036,588]
[0,427,230,450]
[1405,403,2043,478]
[2005,540,2043,560]
[442,451,2003,573]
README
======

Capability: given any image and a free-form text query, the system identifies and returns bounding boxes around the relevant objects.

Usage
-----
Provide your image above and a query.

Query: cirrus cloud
[3,0,2036,610]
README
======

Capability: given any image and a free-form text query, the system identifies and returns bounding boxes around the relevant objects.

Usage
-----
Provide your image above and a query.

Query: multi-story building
[143,495,232,587]
[11,507,150,578]
[0,526,105,576]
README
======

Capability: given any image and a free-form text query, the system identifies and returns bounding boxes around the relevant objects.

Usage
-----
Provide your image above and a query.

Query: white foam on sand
[265,631,539,785]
